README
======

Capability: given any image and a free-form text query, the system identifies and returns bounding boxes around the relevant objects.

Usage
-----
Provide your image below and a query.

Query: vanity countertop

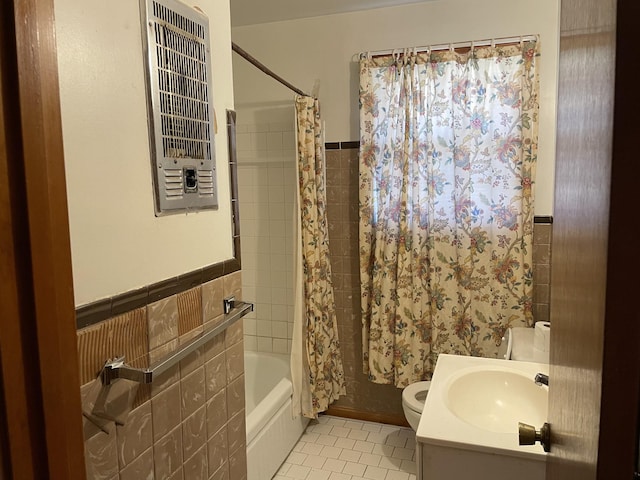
[417,354,549,460]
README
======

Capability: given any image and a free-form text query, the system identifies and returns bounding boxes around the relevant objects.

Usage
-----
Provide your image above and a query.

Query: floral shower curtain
[359,41,540,387]
[292,95,345,418]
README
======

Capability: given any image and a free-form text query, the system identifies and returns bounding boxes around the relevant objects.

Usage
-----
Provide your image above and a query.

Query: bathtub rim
[244,350,294,445]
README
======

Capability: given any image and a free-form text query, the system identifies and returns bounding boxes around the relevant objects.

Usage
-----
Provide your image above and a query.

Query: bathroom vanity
[416,354,549,480]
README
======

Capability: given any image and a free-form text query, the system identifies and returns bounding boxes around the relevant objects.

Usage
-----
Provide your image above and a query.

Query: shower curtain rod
[365,34,538,57]
[232,42,311,97]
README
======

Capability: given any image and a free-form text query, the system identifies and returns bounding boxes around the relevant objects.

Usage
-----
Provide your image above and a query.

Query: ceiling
[230,0,433,27]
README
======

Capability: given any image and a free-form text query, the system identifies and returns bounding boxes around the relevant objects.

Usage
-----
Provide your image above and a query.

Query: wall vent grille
[141,0,218,215]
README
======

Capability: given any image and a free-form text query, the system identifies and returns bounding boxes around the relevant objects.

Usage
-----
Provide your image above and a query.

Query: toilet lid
[402,381,431,413]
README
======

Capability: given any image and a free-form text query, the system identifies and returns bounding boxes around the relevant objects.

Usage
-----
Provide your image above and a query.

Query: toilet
[401,326,547,431]
[402,380,431,431]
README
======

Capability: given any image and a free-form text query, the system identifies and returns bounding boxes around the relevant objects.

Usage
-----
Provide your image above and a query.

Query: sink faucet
[534,373,549,386]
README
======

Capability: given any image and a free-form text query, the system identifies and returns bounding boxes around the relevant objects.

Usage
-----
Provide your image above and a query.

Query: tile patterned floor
[273,415,417,480]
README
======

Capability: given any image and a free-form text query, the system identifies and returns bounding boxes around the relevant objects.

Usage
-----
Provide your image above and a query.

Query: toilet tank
[503,327,536,362]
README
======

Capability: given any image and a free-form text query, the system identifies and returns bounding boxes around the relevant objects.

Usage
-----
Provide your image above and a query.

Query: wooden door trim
[0,359,9,479]
[0,0,85,477]
[0,1,46,476]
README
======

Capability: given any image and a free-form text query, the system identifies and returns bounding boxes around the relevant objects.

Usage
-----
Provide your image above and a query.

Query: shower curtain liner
[291,95,346,419]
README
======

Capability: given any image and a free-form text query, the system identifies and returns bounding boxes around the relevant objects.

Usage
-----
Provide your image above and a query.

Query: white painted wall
[55,0,235,306]
[232,0,560,215]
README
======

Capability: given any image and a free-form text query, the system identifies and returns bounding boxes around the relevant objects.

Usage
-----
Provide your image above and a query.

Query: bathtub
[244,351,309,480]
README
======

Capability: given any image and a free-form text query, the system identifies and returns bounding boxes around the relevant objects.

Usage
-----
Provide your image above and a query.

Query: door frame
[0,0,85,477]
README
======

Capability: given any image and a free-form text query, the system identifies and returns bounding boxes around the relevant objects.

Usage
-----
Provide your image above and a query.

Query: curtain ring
[519,35,524,48]
[491,38,496,48]
[393,49,402,72]
[449,43,454,53]
[470,41,475,55]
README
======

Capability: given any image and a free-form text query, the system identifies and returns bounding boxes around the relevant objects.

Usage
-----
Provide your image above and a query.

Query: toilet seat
[402,381,431,413]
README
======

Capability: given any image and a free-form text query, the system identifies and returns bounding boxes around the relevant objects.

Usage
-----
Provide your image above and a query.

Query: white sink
[416,354,549,480]
[445,367,548,433]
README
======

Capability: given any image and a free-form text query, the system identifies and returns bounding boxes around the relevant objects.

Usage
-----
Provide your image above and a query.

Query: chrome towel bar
[100,300,254,385]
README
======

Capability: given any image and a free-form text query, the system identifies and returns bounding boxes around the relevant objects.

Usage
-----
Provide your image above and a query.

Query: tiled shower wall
[324,144,554,422]
[236,120,297,354]
[325,147,406,421]
[77,271,246,480]
[532,223,552,322]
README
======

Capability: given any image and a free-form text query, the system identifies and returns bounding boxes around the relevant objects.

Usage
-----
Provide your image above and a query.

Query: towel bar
[100,300,253,385]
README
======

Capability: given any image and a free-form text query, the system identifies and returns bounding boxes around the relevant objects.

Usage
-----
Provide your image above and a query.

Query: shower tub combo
[244,351,309,480]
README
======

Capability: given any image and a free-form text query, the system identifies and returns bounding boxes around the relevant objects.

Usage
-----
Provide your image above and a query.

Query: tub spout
[534,373,549,386]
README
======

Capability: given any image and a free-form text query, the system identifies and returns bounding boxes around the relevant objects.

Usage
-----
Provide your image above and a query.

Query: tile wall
[532,223,552,322]
[236,120,297,354]
[324,144,554,422]
[77,271,246,480]
[325,147,406,421]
